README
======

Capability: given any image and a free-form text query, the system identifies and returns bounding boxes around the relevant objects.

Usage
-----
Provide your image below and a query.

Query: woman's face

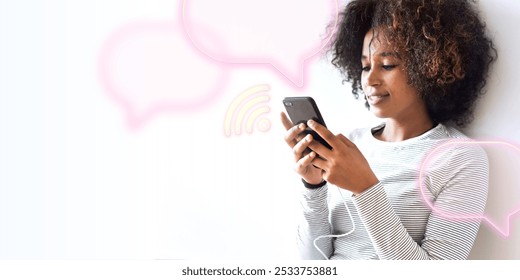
[361,29,429,122]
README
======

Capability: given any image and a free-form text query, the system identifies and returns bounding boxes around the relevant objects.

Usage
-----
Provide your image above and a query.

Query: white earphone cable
[312,186,356,260]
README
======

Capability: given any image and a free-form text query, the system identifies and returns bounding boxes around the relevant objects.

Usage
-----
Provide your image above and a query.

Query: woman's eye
[362,66,370,71]
[382,65,397,70]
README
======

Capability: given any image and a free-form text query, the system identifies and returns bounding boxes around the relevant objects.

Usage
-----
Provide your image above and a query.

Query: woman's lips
[366,93,390,105]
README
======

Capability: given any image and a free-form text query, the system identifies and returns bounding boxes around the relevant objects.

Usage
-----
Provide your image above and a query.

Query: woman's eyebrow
[361,51,399,61]
[378,51,398,57]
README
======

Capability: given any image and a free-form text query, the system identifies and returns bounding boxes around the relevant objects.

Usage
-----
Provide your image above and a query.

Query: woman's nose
[365,68,382,87]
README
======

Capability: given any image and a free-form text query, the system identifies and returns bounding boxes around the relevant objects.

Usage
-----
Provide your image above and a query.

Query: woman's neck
[374,117,435,142]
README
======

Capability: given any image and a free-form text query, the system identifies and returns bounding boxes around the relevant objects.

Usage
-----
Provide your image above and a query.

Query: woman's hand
[306,119,379,195]
[280,112,323,185]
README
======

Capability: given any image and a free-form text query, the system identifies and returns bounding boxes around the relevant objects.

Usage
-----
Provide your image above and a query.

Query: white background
[0,0,518,260]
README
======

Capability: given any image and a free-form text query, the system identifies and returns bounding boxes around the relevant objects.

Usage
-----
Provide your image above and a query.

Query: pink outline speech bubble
[419,140,520,238]
[181,0,339,88]
[99,20,230,129]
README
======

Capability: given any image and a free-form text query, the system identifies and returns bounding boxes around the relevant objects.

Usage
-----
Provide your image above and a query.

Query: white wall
[0,0,517,260]
[465,0,520,260]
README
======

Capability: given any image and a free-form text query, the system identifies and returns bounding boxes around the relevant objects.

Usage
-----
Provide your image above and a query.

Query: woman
[281,0,496,259]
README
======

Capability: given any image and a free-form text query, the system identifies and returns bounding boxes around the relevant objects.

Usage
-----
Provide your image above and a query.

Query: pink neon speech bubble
[419,140,520,238]
[99,21,230,129]
[181,0,339,88]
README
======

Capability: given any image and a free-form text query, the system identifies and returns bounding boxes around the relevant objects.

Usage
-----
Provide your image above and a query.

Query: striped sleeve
[352,146,489,260]
[297,185,333,260]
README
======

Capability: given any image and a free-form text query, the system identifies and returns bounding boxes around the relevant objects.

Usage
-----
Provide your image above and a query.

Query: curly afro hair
[330,0,497,126]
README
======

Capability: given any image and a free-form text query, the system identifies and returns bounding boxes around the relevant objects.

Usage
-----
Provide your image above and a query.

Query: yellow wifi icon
[224,84,271,137]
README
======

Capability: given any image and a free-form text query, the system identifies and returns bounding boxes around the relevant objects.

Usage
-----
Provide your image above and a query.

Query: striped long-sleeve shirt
[298,123,489,260]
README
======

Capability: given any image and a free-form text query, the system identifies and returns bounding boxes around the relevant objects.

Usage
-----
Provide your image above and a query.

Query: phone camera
[284,101,293,107]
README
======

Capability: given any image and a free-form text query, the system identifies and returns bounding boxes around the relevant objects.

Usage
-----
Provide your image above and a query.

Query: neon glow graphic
[419,140,520,238]
[181,0,339,88]
[224,84,271,137]
[98,21,230,129]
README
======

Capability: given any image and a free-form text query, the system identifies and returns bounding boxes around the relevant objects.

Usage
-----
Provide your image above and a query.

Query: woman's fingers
[282,111,307,148]
[281,112,324,184]
[280,112,294,130]
[309,156,326,170]
[284,124,306,147]
[307,120,337,148]
[294,151,317,173]
[305,120,336,159]
[336,133,355,147]
[292,134,312,160]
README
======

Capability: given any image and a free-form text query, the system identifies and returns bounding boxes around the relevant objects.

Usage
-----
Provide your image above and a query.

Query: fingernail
[299,123,305,129]
[308,120,315,126]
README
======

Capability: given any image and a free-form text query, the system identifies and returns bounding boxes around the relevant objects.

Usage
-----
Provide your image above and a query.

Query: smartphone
[283,96,332,150]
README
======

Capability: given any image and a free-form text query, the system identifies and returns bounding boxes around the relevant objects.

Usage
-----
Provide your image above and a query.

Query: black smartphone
[283,96,332,150]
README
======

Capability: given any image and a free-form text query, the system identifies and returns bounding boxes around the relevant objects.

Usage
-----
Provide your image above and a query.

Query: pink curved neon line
[419,140,520,238]
[98,20,230,130]
[180,0,339,88]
